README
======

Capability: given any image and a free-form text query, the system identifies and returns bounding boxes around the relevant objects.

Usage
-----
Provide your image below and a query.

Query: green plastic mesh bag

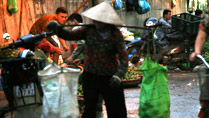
[139,57,170,118]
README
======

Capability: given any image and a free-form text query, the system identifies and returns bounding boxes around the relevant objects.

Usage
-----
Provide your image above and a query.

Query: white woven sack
[38,64,81,118]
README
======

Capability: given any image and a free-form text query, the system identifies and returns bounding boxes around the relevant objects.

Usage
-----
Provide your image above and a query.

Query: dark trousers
[81,72,127,118]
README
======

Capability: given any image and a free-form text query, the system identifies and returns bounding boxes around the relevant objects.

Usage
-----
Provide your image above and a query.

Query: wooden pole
[193,0,195,12]
[18,0,24,38]
[63,24,150,30]
[73,0,89,14]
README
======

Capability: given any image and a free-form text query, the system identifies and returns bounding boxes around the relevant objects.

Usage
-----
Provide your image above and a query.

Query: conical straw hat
[82,1,123,25]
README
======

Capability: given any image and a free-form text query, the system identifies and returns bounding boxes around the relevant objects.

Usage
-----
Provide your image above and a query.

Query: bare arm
[194,30,208,54]
[41,37,64,55]
[58,38,69,51]
[190,30,208,61]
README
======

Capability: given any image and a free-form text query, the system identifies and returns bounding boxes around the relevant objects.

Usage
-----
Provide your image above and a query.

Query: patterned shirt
[199,8,209,35]
[57,25,128,77]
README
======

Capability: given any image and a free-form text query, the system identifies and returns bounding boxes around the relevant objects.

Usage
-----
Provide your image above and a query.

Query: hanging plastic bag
[114,0,122,10]
[171,0,177,8]
[38,64,81,118]
[135,0,151,15]
[139,57,170,118]
[7,0,19,14]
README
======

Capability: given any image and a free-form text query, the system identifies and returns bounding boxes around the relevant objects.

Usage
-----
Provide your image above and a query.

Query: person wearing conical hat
[47,1,128,118]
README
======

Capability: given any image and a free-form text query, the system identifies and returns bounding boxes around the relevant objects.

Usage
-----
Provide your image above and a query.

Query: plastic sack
[38,64,81,118]
[120,27,135,42]
[135,0,150,15]
[114,0,122,10]
[139,57,170,118]
[120,27,134,38]
[7,0,19,14]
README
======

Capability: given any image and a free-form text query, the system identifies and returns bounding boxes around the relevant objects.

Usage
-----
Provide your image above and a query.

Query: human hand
[53,47,64,55]
[73,59,81,65]
[63,45,69,51]
[109,75,121,89]
[65,57,74,64]
[190,52,199,61]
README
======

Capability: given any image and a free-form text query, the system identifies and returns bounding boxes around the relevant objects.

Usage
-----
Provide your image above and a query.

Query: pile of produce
[0,45,19,60]
[121,66,143,80]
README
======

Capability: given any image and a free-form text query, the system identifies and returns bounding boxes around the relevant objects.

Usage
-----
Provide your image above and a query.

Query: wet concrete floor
[0,68,201,118]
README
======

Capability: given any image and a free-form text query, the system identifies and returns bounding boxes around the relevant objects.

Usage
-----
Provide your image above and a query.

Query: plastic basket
[171,13,201,35]
[1,58,41,86]
[0,58,43,109]
[197,67,209,100]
